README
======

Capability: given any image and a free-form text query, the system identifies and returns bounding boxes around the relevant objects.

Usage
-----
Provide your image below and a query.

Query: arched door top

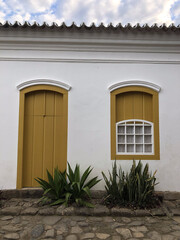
[17,79,71,91]
[108,80,161,93]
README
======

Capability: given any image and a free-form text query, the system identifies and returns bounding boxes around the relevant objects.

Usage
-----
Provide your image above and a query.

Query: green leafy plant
[102,160,158,208]
[35,167,69,205]
[35,163,101,207]
[66,163,101,207]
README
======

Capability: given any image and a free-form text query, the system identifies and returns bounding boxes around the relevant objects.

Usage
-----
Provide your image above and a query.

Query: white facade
[0,23,180,191]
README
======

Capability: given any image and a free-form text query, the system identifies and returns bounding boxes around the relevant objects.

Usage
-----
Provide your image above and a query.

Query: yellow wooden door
[22,90,66,187]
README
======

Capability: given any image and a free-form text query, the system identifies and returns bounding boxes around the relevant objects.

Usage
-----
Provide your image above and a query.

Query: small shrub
[102,160,158,208]
[35,163,101,207]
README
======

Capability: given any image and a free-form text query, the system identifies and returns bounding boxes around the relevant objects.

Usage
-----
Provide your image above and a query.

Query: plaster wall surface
[0,29,180,191]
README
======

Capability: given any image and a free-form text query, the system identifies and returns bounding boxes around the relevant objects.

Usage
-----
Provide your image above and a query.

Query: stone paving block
[150,208,165,216]
[163,200,176,208]
[121,217,131,223]
[88,217,102,222]
[171,231,180,237]
[133,232,144,238]
[43,216,61,225]
[39,207,55,215]
[80,233,95,239]
[96,233,110,239]
[164,192,180,201]
[21,207,39,215]
[57,206,75,216]
[4,233,19,239]
[78,221,89,227]
[0,207,21,216]
[130,226,148,232]
[31,224,44,238]
[147,231,161,240]
[74,207,93,216]
[1,225,22,232]
[45,229,55,238]
[65,235,78,240]
[134,209,151,216]
[111,207,135,216]
[93,205,110,216]
[1,216,13,221]
[111,236,122,240]
[171,208,180,216]
[172,216,180,224]
[55,223,68,234]
[162,235,174,240]
[103,216,115,222]
[171,225,180,231]
[116,228,132,239]
[128,220,144,226]
[70,226,83,234]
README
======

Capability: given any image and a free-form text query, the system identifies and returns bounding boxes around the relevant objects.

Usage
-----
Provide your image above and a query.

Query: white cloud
[4,0,56,13]
[58,0,175,25]
[0,11,5,22]
[171,0,180,25]
[0,0,179,25]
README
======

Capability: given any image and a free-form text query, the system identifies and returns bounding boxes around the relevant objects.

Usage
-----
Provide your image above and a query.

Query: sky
[0,0,180,26]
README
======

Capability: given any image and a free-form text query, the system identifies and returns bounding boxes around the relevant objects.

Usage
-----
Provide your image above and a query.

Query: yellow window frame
[111,86,160,160]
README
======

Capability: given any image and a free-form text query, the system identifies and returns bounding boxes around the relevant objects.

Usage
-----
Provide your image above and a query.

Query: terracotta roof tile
[0,21,180,32]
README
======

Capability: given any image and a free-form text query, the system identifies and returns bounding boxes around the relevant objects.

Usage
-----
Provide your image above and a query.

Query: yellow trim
[111,86,160,160]
[17,85,68,189]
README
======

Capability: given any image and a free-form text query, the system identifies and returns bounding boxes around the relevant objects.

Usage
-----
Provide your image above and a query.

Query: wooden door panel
[133,92,143,119]
[55,92,63,116]
[143,93,153,122]
[34,91,45,116]
[45,92,55,116]
[54,116,66,172]
[43,116,54,181]
[23,116,34,187]
[25,93,34,116]
[32,116,44,187]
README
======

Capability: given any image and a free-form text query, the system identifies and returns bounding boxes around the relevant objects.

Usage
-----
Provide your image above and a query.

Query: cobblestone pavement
[1,214,180,240]
[0,197,180,239]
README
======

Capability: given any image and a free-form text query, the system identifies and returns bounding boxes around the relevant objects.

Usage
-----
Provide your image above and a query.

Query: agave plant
[35,163,101,207]
[66,163,101,207]
[35,167,69,205]
[102,160,158,208]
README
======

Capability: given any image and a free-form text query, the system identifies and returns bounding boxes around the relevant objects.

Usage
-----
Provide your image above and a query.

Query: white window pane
[144,126,151,134]
[127,135,134,143]
[135,135,143,143]
[136,144,143,153]
[118,144,125,152]
[118,135,125,143]
[118,126,125,133]
[126,126,134,134]
[135,126,143,134]
[127,144,134,152]
[144,135,152,143]
[145,144,152,153]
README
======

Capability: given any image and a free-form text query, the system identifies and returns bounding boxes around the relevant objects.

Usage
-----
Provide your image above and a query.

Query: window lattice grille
[116,120,154,155]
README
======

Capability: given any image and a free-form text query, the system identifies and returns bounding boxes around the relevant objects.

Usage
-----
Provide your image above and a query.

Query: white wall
[0,30,180,191]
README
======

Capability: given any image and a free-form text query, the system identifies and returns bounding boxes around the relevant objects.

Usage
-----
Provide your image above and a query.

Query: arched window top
[108,80,161,93]
[17,79,71,91]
